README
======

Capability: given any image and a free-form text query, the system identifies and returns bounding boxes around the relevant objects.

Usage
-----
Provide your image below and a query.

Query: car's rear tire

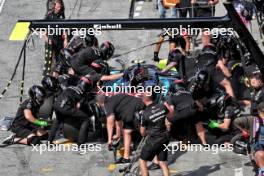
[39,95,54,119]
[231,133,248,155]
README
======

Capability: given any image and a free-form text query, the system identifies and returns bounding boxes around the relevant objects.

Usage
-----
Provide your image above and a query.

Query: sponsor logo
[94,24,122,30]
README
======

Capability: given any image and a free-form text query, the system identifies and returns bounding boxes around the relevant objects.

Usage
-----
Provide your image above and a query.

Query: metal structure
[18,2,264,74]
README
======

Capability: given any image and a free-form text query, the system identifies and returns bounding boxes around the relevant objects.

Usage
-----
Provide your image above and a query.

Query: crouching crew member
[70,41,115,76]
[50,74,96,145]
[165,79,198,124]
[4,85,48,145]
[234,102,264,176]
[206,93,238,144]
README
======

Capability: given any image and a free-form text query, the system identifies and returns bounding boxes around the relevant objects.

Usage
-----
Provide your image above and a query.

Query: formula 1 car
[103,60,180,99]
[62,60,181,142]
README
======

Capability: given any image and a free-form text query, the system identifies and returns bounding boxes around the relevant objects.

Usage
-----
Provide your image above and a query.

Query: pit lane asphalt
[0,0,260,175]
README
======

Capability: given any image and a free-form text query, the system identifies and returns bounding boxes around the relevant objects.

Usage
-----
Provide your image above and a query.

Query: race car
[62,60,181,142]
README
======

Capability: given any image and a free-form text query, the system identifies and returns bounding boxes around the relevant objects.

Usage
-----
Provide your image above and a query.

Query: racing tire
[39,95,54,120]
[62,117,106,142]
[231,133,248,156]
[63,118,81,142]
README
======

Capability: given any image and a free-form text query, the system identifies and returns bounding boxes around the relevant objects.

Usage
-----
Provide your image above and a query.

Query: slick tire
[63,118,81,142]
[39,95,54,120]
[231,133,248,155]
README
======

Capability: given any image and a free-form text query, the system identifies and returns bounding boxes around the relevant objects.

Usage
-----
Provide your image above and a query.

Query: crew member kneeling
[4,85,48,146]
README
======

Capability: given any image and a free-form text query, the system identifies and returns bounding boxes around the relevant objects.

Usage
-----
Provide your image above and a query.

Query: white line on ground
[0,0,6,14]
[138,1,144,5]
[135,6,142,11]
[134,12,140,17]
[134,0,144,18]
[234,168,243,176]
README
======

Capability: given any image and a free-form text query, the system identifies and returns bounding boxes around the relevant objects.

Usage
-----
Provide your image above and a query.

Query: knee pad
[27,136,41,146]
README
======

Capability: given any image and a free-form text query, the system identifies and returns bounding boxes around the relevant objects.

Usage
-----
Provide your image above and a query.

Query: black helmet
[41,75,59,92]
[169,78,185,93]
[168,48,184,62]
[66,36,86,54]
[85,34,98,47]
[28,85,46,106]
[91,59,110,75]
[195,70,209,88]
[134,66,147,82]
[99,41,115,60]
[77,75,93,93]
[130,66,148,87]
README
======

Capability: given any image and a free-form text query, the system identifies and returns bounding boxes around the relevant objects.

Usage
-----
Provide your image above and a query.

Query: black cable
[0,34,31,101]
[20,42,27,103]
[112,39,171,59]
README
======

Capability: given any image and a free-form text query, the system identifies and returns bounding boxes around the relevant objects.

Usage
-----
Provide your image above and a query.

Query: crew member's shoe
[148,163,160,170]
[153,52,160,62]
[2,134,16,145]
[153,56,160,62]
[115,157,131,164]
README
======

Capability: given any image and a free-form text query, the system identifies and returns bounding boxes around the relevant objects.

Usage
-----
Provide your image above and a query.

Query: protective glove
[208,119,219,129]
[242,130,249,139]
[33,119,48,127]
